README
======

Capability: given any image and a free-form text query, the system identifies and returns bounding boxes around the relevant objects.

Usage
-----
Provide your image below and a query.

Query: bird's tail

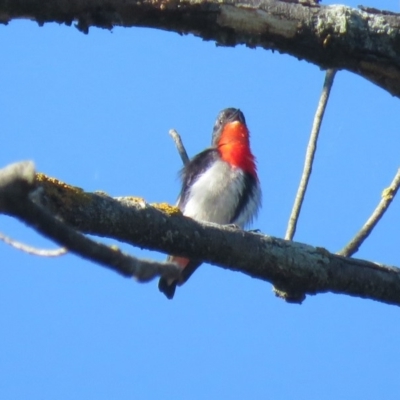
[158,277,177,299]
[158,256,202,299]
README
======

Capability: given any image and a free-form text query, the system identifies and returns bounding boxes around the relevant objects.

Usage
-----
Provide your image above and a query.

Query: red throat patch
[217,121,257,177]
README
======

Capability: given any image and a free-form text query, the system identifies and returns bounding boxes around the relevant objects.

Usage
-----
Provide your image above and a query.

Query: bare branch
[3,161,400,306]
[1,1,400,97]
[338,168,400,258]
[169,129,190,166]
[0,231,67,257]
[1,163,395,306]
[0,160,36,205]
[0,162,180,282]
[285,69,336,240]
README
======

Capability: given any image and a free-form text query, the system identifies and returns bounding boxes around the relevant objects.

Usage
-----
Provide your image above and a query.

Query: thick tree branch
[0,162,180,282]
[1,1,400,97]
[1,162,400,306]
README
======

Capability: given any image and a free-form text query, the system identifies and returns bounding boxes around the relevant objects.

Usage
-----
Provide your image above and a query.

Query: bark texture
[0,162,181,283]
[1,161,400,306]
[1,1,400,97]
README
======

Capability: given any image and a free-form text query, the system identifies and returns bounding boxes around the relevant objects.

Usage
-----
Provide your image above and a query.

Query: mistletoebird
[159,108,262,299]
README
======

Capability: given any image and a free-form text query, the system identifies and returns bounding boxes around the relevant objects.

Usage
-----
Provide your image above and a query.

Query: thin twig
[338,168,400,257]
[169,129,189,166]
[285,69,337,240]
[0,231,67,256]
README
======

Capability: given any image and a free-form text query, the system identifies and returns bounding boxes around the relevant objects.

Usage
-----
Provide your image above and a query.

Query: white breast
[181,160,261,227]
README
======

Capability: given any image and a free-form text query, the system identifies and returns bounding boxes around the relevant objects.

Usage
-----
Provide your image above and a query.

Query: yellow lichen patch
[152,202,181,216]
[124,196,146,203]
[35,172,91,209]
[36,173,83,193]
[382,187,394,201]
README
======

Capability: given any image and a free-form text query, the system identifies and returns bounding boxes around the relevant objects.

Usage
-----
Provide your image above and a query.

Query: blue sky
[1,1,400,398]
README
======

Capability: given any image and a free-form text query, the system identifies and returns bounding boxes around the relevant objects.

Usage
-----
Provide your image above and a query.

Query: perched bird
[159,108,262,299]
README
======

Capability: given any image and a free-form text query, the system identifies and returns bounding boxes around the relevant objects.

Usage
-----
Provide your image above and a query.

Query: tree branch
[1,1,400,97]
[1,161,400,306]
[285,69,336,241]
[0,231,67,257]
[338,168,400,258]
[0,161,180,282]
[169,129,190,166]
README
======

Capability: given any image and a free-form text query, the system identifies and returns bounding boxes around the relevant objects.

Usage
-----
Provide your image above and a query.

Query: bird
[159,108,262,299]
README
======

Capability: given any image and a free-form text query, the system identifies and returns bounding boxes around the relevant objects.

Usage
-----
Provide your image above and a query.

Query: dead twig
[169,129,189,166]
[0,231,67,256]
[338,168,400,257]
[285,69,337,240]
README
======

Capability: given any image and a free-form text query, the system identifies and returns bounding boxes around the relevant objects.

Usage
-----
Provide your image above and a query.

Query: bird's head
[211,108,248,147]
[211,108,257,177]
